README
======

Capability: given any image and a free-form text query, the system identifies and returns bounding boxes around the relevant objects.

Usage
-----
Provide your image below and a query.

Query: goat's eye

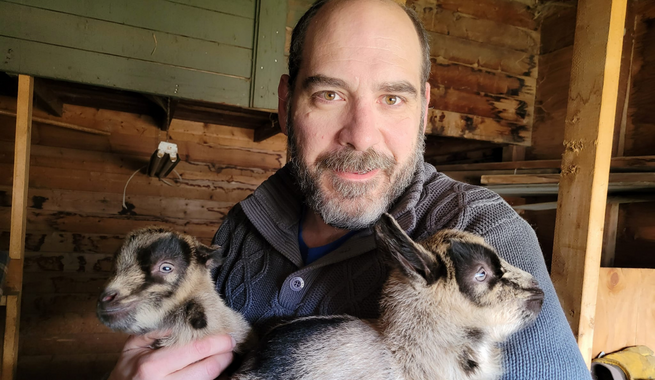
[159,263,174,273]
[474,268,487,282]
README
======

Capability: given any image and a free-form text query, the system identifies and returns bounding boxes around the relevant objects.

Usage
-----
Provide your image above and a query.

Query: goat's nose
[99,290,118,304]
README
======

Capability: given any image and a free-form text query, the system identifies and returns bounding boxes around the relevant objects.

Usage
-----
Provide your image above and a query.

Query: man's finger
[168,352,234,380]
[122,334,159,351]
[147,334,235,374]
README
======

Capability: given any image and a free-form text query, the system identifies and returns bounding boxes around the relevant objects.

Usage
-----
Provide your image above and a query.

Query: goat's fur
[96,227,251,350]
[233,214,544,380]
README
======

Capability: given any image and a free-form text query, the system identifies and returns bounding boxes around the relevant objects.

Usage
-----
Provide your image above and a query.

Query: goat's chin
[97,303,147,334]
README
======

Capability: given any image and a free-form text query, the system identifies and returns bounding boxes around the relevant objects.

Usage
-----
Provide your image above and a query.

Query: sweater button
[290,276,304,291]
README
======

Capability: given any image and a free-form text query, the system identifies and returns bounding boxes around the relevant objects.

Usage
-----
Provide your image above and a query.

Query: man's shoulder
[410,164,519,239]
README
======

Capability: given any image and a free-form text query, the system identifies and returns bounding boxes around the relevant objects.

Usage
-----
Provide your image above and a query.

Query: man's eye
[383,95,401,105]
[321,91,341,101]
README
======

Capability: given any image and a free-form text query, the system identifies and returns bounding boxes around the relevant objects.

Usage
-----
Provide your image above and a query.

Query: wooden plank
[426,109,531,145]
[33,78,63,117]
[251,0,288,110]
[539,5,577,54]
[23,273,112,294]
[23,252,114,274]
[600,203,619,267]
[17,353,120,380]
[593,268,655,358]
[3,295,21,380]
[430,61,536,101]
[0,2,253,78]
[549,0,628,366]
[409,0,539,30]
[0,232,126,255]
[0,36,251,106]
[4,0,254,49]
[165,0,256,19]
[0,207,221,238]
[0,164,257,203]
[409,1,539,54]
[0,186,234,222]
[481,173,655,185]
[20,332,128,356]
[529,46,573,160]
[8,76,32,261]
[0,110,111,136]
[430,85,532,125]
[484,182,655,196]
[428,31,537,78]
[434,155,655,172]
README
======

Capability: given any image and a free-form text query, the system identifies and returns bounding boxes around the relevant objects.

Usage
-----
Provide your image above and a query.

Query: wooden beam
[0,109,110,136]
[480,173,655,185]
[33,78,63,117]
[601,203,620,267]
[549,0,628,367]
[426,109,531,146]
[3,74,33,380]
[253,116,281,142]
[142,94,177,131]
[434,155,655,172]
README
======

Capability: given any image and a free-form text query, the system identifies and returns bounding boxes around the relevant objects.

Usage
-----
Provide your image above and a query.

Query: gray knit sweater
[213,161,591,379]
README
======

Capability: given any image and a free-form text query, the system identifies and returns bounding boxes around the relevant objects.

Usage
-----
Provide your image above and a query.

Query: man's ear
[374,213,442,285]
[196,244,226,270]
[278,74,290,136]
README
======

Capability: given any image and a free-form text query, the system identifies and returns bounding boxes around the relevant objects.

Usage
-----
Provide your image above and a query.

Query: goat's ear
[196,244,226,270]
[374,213,442,285]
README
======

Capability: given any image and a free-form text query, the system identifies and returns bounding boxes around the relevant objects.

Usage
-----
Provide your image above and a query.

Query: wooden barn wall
[287,0,539,146]
[523,0,655,270]
[0,95,286,379]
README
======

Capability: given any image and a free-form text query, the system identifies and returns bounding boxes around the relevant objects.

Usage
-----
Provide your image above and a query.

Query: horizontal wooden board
[166,0,256,19]
[5,0,254,48]
[0,164,256,203]
[23,272,112,293]
[432,0,538,30]
[481,173,655,185]
[0,207,221,238]
[0,186,232,223]
[430,85,532,125]
[24,252,114,274]
[593,268,655,358]
[0,232,126,254]
[410,1,539,54]
[428,31,537,78]
[17,353,120,380]
[426,109,531,145]
[0,36,251,106]
[20,332,127,356]
[0,2,253,78]
[430,60,536,101]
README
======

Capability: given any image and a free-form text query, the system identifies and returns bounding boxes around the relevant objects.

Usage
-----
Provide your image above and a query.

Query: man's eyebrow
[378,81,418,97]
[302,75,347,90]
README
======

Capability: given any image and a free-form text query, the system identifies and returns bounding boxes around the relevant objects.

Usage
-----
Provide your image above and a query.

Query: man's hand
[108,333,236,380]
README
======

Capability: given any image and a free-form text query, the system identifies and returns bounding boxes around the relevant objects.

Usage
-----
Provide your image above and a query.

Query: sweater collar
[239,161,436,266]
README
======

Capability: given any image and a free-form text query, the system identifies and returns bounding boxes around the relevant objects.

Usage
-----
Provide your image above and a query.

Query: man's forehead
[299,0,423,86]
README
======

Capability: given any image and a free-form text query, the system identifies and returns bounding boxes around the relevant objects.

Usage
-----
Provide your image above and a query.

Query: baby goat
[233,214,544,380]
[96,227,251,350]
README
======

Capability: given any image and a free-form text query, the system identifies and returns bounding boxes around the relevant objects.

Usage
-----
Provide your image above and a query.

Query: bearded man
[108,0,592,379]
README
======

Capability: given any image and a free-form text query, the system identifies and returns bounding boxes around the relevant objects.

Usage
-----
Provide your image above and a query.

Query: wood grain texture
[593,268,655,358]
[550,0,628,366]
[426,109,531,145]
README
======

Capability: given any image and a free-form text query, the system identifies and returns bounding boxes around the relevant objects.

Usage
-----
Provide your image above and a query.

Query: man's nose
[338,100,382,151]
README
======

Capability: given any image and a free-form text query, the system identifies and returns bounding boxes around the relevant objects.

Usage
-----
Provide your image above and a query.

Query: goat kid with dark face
[97,227,251,350]
[233,214,544,380]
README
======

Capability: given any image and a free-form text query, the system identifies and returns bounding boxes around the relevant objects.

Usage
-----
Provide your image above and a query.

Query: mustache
[316,147,396,173]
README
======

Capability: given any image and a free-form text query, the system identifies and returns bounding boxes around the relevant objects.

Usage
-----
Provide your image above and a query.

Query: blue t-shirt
[298,208,359,265]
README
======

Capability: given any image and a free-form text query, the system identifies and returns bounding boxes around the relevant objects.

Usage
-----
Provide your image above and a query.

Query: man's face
[282,0,430,229]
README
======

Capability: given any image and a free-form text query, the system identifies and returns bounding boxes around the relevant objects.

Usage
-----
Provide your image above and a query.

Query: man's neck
[301,208,350,248]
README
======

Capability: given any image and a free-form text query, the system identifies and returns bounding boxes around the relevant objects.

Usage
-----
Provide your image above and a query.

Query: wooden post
[550,0,628,367]
[2,75,33,380]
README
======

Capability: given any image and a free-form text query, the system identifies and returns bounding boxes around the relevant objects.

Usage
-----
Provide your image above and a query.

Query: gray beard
[288,110,426,230]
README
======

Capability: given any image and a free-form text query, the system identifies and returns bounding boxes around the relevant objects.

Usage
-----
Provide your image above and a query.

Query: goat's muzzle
[97,290,137,326]
[526,288,545,315]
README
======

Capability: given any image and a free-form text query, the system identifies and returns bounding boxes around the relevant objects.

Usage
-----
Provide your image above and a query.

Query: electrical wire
[122,166,147,209]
